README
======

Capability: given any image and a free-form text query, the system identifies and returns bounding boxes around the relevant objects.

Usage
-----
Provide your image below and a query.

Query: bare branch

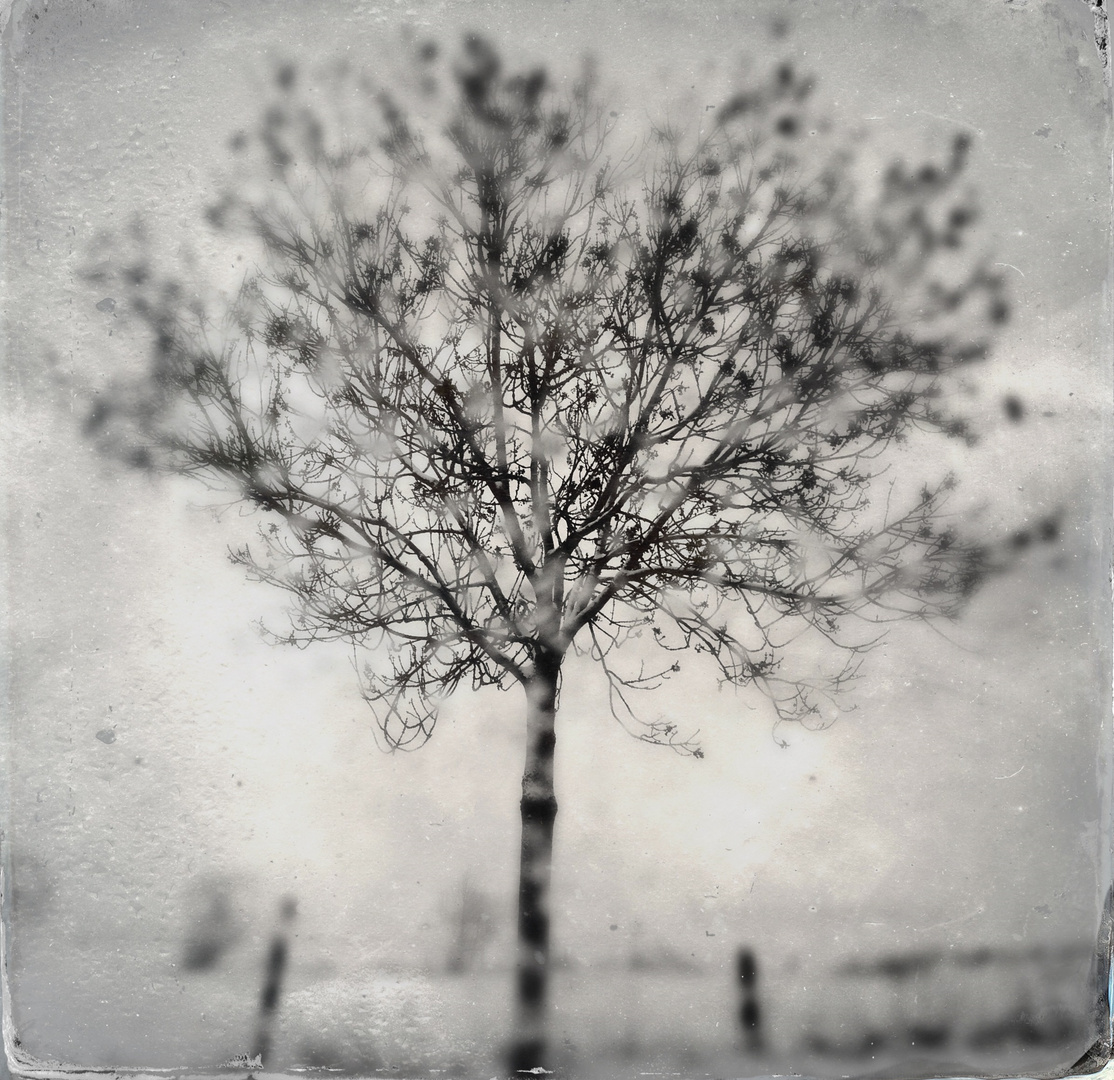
[83,36,1045,751]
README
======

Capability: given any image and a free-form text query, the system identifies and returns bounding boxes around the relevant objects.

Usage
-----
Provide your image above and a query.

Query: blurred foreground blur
[10,876,1102,1079]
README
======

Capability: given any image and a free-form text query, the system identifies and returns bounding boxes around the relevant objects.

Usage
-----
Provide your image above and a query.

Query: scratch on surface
[1083,0,1111,85]
[912,906,986,933]
[912,110,984,136]
[993,262,1026,278]
[994,765,1026,780]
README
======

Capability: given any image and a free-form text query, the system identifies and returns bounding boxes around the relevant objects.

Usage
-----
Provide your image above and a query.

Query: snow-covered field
[10,940,1097,1078]
[272,955,1096,1078]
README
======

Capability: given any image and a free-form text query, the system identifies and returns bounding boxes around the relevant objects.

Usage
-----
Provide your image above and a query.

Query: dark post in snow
[737,947,765,1053]
[251,895,298,1067]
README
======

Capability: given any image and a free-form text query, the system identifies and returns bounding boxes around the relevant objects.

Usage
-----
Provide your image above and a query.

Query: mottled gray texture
[2,0,1110,1075]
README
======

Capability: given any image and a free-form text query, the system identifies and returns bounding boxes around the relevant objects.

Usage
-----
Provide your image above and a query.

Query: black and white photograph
[2,1,1111,1077]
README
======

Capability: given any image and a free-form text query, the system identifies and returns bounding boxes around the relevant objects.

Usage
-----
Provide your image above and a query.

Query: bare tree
[84,35,1050,1072]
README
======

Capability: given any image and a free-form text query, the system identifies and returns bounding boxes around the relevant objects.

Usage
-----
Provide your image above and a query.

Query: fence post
[251,895,298,1068]
[737,947,764,1053]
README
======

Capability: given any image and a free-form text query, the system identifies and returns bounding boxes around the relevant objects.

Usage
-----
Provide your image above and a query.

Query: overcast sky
[2,0,1111,1072]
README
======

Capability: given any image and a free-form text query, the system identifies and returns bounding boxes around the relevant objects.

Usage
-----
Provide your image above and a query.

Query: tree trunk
[507,650,560,1074]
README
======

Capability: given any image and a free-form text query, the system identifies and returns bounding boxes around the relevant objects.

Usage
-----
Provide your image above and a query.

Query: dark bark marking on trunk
[508,655,561,1074]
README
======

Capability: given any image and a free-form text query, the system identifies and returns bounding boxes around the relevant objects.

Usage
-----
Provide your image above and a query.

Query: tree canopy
[85,35,1034,753]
